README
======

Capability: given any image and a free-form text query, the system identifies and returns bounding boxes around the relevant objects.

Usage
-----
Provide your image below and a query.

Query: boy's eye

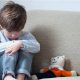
[7,31,11,32]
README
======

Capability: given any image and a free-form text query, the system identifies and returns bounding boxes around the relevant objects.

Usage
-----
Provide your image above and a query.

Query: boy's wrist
[12,40,24,48]
[19,41,24,48]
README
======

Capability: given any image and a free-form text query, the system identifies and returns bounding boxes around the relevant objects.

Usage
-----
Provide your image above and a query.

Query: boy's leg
[2,52,18,80]
[0,52,4,80]
[16,51,33,80]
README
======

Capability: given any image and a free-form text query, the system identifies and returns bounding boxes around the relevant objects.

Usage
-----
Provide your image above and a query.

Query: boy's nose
[11,34,17,39]
[12,34,16,37]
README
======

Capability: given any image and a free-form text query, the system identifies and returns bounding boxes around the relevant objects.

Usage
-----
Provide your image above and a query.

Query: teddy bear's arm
[40,67,49,73]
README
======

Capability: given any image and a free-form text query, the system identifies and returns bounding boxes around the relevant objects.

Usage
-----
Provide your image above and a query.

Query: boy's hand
[5,40,23,55]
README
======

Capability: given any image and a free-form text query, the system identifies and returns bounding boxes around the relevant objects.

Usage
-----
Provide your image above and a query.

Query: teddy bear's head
[49,55,65,70]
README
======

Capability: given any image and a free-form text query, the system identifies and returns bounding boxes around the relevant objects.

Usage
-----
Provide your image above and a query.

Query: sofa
[24,10,80,79]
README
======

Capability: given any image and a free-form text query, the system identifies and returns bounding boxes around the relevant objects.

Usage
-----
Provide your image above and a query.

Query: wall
[1,0,80,12]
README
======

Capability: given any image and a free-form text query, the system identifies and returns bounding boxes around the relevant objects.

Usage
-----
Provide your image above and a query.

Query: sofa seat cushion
[40,76,80,80]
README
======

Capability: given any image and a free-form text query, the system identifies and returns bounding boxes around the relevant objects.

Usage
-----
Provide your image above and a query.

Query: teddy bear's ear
[50,57,55,65]
[51,57,54,61]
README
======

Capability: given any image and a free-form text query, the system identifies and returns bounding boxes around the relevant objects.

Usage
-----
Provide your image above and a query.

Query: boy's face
[3,29,21,40]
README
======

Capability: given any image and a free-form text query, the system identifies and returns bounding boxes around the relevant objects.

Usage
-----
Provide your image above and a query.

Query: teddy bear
[31,55,77,80]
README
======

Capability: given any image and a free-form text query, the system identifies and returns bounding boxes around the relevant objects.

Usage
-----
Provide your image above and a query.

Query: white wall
[0,0,6,8]
[0,0,80,12]
[1,0,80,12]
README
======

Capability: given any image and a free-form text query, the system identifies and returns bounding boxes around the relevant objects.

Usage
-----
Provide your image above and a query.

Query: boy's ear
[0,25,3,30]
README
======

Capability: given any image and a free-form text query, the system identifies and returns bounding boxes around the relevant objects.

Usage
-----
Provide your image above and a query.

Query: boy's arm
[0,41,13,52]
[20,32,40,54]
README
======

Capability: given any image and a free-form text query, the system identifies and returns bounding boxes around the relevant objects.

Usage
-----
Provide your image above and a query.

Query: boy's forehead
[5,30,21,33]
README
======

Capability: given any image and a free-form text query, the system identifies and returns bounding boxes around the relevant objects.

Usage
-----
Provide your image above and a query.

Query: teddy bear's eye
[57,56,59,58]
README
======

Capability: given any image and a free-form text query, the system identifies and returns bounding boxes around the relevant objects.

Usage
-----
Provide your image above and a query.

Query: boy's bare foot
[4,75,16,80]
[17,74,25,80]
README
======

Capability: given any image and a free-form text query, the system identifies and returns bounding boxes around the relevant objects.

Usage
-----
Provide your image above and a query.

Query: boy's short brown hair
[0,1,27,32]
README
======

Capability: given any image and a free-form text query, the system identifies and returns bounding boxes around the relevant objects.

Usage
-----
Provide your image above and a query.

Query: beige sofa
[24,10,80,79]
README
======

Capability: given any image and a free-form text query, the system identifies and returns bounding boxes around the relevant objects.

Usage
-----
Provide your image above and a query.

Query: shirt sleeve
[0,41,13,52]
[20,32,40,54]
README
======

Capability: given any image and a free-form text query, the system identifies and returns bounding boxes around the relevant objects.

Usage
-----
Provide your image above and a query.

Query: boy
[0,1,40,80]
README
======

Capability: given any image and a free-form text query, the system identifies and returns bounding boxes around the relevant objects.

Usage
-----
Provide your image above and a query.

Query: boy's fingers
[5,51,10,54]
[9,51,15,55]
[5,49,12,54]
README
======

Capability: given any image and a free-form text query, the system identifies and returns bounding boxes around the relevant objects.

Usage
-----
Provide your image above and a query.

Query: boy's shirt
[0,31,40,54]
